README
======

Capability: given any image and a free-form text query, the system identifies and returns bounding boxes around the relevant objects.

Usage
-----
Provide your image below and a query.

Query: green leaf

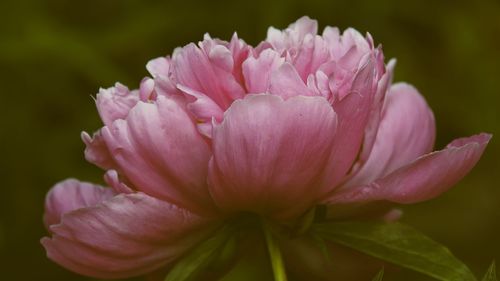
[482,262,497,281]
[314,221,476,281]
[262,220,288,281]
[371,268,384,281]
[311,233,332,263]
[164,225,233,281]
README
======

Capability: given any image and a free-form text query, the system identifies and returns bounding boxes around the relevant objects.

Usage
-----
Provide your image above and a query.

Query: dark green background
[0,0,498,280]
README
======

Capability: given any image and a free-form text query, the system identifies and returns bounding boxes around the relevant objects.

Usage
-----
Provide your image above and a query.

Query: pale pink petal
[177,84,224,122]
[172,42,245,111]
[96,83,139,127]
[267,16,318,51]
[242,48,284,93]
[81,130,116,170]
[139,77,157,101]
[269,63,314,98]
[356,59,395,165]
[327,133,491,204]
[292,34,330,81]
[104,170,134,194]
[146,57,171,78]
[319,59,376,192]
[227,33,252,86]
[341,82,435,188]
[41,192,215,279]
[209,94,337,219]
[43,179,116,228]
[101,96,214,213]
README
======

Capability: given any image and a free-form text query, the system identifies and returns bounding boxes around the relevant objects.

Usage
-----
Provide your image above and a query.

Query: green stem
[262,220,288,281]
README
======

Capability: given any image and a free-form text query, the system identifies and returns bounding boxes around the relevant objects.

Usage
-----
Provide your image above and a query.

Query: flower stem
[262,220,288,281]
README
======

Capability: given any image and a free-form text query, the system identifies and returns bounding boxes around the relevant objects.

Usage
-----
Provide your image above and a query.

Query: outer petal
[209,94,337,218]
[42,191,215,279]
[81,130,117,170]
[43,179,116,228]
[319,58,376,192]
[341,82,436,189]
[96,83,139,127]
[101,96,214,214]
[327,133,491,204]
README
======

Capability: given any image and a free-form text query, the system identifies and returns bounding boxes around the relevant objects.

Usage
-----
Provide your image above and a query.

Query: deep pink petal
[327,133,491,204]
[209,94,337,219]
[96,83,139,127]
[42,192,215,279]
[44,179,116,228]
[341,82,436,188]
[101,96,214,214]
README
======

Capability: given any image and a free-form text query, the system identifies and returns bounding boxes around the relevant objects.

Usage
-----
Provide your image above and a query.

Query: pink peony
[41,16,491,279]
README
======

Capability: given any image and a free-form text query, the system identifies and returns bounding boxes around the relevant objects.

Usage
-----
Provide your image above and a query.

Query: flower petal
[209,94,337,218]
[43,179,116,228]
[269,63,314,98]
[41,191,215,279]
[242,48,284,94]
[172,42,245,111]
[320,58,376,192]
[81,130,117,170]
[341,82,436,188]
[96,83,139,127]
[267,16,318,51]
[101,96,214,214]
[327,133,492,204]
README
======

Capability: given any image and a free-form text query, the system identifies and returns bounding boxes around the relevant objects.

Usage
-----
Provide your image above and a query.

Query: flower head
[42,16,491,279]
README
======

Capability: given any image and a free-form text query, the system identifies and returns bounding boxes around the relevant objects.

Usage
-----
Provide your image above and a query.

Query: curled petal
[320,58,376,193]
[42,191,215,279]
[96,83,139,127]
[81,130,117,170]
[101,96,214,213]
[242,48,284,93]
[269,63,314,98]
[267,16,318,51]
[43,179,116,229]
[172,42,245,111]
[327,133,492,204]
[209,94,337,219]
[342,82,436,188]
[356,59,396,165]
[146,57,171,78]
[292,34,330,81]
[104,170,134,194]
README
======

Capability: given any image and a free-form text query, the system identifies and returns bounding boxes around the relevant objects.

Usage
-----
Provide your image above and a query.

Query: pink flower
[42,16,491,279]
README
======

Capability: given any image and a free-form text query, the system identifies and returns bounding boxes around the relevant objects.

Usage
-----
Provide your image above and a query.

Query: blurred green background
[0,0,498,280]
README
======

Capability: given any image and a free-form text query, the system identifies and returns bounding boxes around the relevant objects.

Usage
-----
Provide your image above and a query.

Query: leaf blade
[371,268,384,281]
[314,221,476,281]
[482,261,497,281]
[164,225,233,281]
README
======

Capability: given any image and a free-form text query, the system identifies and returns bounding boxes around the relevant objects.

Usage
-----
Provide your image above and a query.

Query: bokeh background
[0,0,498,280]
